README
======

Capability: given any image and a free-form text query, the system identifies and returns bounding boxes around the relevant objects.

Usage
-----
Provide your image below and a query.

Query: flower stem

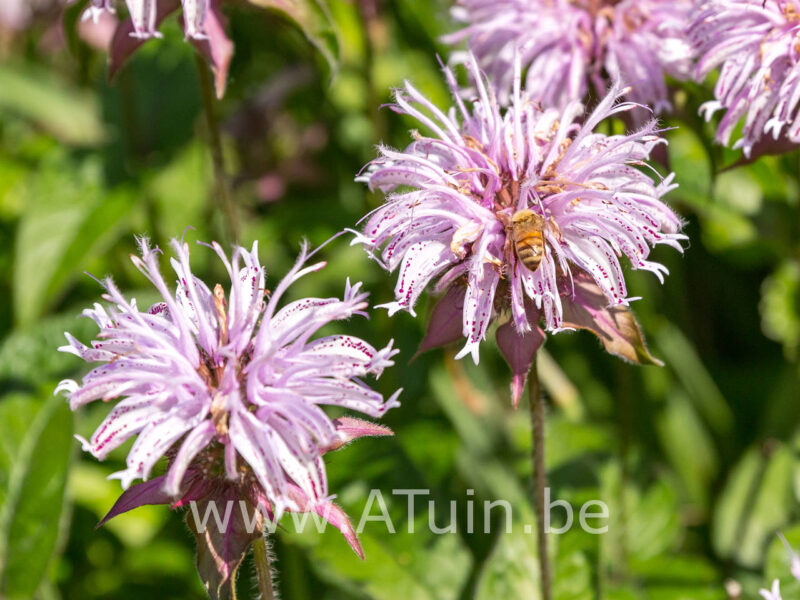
[194,53,239,244]
[529,355,552,600]
[253,534,277,600]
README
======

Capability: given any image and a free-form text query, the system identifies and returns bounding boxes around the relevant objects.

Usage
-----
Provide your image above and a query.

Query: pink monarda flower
[82,0,233,97]
[353,57,684,404]
[56,237,400,535]
[83,0,207,39]
[690,0,800,157]
[444,0,693,112]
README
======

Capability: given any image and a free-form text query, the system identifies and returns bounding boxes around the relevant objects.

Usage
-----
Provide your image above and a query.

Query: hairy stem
[195,53,239,244]
[253,534,277,600]
[529,356,552,600]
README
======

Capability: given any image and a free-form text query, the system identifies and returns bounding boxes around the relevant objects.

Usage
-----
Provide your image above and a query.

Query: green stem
[195,54,239,244]
[253,534,277,600]
[529,355,552,600]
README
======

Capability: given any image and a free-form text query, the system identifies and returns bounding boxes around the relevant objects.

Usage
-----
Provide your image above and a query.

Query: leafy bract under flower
[353,56,684,399]
[690,0,800,157]
[57,237,400,521]
[444,0,693,112]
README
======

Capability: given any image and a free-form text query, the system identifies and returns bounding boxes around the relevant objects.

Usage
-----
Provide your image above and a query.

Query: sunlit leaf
[0,394,74,599]
[713,444,794,567]
[13,157,136,326]
[0,64,105,146]
[760,260,800,361]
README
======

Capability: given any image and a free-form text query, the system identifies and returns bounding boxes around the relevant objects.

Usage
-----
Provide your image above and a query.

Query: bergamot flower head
[57,236,400,522]
[690,0,800,157]
[444,0,694,112]
[353,55,685,404]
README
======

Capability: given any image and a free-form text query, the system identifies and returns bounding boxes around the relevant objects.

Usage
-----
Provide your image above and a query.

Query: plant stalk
[195,54,239,244]
[253,534,277,600]
[529,355,552,600]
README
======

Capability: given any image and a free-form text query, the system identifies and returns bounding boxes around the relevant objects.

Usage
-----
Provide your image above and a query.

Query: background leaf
[0,393,74,599]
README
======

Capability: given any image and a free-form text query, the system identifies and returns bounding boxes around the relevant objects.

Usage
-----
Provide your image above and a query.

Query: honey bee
[509,209,546,273]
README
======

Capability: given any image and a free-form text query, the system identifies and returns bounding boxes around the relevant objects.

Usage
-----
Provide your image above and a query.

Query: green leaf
[668,126,713,210]
[0,395,41,510]
[0,63,105,146]
[764,523,800,598]
[713,168,763,216]
[475,532,592,600]
[0,394,74,600]
[656,392,718,510]
[760,260,800,361]
[307,528,468,600]
[0,313,96,387]
[475,531,541,600]
[654,323,734,438]
[13,157,136,326]
[247,0,340,77]
[712,444,794,567]
[149,142,213,241]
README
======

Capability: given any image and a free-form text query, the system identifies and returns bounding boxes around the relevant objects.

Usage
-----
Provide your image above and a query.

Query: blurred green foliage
[0,1,799,599]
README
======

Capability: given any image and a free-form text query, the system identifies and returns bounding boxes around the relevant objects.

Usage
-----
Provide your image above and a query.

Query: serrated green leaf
[475,531,591,600]
[475,530,541,600]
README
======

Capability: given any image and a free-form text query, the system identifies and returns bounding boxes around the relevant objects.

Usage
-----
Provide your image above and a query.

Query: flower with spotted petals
[81,0,233,98]
[690,0,800,157]
[444,0,694,113]
[57,236,400,554]
[353,56,684,405]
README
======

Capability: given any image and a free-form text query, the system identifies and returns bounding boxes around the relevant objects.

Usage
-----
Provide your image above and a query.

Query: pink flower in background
[57,237,400,532]
[444,0,694,112]
[82,0,207,39]
[353,56,683,404]
[690,0,800,156]
[80,0,233,97]
[0,0,60,31]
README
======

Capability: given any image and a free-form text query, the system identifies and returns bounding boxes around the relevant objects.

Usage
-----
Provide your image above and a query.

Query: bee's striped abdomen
[510,209,546,273]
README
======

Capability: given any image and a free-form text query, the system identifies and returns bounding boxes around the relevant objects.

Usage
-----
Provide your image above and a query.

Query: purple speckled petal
[689,0,800,155]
